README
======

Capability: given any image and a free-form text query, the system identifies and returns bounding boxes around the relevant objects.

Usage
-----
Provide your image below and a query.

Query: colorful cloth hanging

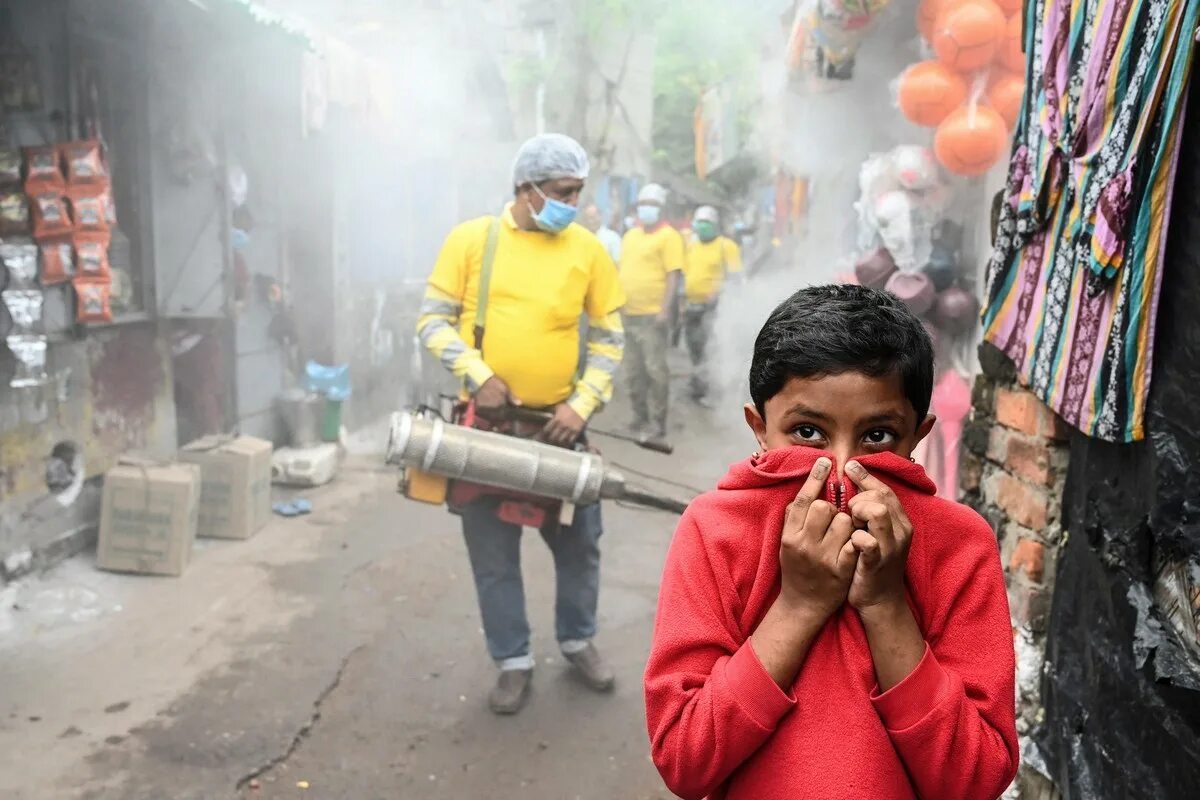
[982,0,1200,442]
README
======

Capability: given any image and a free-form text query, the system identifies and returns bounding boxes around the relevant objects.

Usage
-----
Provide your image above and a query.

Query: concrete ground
[0,389,752,800]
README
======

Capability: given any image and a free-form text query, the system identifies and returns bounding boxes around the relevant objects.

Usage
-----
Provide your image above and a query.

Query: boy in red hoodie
[644,285,1017,800]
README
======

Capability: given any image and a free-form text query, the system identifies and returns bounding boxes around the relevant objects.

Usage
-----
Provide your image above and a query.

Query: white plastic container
[271,444,339,487]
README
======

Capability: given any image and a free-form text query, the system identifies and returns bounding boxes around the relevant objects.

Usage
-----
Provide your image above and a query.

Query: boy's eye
[791,424,824,442]
[863,429,897,446]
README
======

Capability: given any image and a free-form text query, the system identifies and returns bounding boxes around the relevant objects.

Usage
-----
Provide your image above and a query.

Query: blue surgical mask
[530,185,578,234]
[637,205,661,226]
[231,227,251,252]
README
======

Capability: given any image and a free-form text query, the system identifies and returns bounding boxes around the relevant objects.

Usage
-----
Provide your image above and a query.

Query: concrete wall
[0,324,177,581]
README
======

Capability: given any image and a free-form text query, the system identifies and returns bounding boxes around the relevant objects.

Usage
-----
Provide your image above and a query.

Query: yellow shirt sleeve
[664,228,686,273]
[567,242,627,419]
[725,238,743,273]
[416,220,495,392]
[585,239,626,319]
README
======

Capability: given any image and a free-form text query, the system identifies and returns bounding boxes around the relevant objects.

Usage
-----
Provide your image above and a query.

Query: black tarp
[1039,76,1200,798]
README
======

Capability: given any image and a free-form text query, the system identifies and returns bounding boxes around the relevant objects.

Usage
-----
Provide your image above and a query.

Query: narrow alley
[0,401,746,800]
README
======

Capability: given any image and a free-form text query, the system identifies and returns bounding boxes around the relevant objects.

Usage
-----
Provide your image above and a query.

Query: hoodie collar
[717,446,937,508]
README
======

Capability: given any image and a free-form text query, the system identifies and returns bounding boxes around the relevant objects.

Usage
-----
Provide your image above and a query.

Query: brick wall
[961,344,1068,798]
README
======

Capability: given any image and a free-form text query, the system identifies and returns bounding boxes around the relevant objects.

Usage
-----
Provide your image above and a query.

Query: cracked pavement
[0,403,747,800]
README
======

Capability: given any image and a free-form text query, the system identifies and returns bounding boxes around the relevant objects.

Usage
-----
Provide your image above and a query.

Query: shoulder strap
[473,216,502,351]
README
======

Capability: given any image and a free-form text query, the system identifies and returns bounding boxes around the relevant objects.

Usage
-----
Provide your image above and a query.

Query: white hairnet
[512,133,590,187]
[694,205,719,224]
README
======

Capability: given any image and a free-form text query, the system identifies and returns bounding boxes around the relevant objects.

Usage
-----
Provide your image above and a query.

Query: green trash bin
[321,398,343,443]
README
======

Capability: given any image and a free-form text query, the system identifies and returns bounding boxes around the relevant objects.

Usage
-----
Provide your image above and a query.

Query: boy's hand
[778,457,859,621]
[845,461,913,612]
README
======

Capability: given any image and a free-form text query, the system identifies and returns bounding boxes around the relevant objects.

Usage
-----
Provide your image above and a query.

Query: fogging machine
[386,411,690,515]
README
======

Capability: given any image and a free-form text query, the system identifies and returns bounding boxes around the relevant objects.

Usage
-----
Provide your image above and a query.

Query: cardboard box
[97,458,201,577]
[179,435,273,540]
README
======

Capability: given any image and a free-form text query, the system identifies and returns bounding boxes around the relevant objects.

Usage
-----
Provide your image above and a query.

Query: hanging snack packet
[39,237,75,284]
[30,191,72,238]
[74,233,111,280]
[100,185,118,226]
[73,278,113,324]
[0,148,21,186]
[67,185,110,233]
[5,334,48,387]
[61,140,109,185]
[1,241,38,287]
[24,146,65,190]
[0,190,30,235]
[2,289,45,335]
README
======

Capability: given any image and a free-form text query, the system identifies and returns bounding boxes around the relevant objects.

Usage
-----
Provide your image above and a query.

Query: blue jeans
[460,501,603,668]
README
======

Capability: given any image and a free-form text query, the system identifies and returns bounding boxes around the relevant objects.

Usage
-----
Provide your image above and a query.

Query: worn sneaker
[488,669,533,715]
[564,643,616,693]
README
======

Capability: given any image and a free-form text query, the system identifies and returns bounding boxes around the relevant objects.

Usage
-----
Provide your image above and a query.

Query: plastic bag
[74,234,111,280]
[73,278,112,324]
[30,191,72,238]
[39,237,74,284]
[5,334,48,387]
[0,190,30,235]
[67,186,109,233]
[2,289,44,334]
[1,241,38,287]
[61,140,109,185]
[23,146,64,190]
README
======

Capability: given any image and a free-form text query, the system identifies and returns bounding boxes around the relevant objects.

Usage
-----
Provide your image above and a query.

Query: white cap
[637,183,668,206]
[693,205,719,224]
[512,133,590,188]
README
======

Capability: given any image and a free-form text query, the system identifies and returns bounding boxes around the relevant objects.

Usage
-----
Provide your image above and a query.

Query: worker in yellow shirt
[618,183,684,444]
[415,134,625,716]
[683,205,742,406]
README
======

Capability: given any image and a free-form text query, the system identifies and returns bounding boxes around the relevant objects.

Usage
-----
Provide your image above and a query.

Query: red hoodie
[644,447,1017,800]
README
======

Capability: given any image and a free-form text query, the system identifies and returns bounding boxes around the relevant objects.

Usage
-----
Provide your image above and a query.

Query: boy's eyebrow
[859,412,908,426]
[784,405,834,421]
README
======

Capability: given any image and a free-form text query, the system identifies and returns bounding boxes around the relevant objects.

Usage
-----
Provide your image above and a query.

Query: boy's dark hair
[750,284,935,424]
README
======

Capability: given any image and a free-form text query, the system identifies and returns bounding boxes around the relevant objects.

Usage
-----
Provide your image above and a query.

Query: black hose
[619,487,691,515]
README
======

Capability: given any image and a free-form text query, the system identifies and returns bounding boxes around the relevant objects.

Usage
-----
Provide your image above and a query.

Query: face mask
[529,185,578,234]
[637,205,661,226]
[693,221,718,242]
[231,227,251,252]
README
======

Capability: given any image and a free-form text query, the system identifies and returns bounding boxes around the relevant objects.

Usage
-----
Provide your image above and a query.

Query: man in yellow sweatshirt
[415,134,625,715]
[618,183,684,443]
[682,205,742,405]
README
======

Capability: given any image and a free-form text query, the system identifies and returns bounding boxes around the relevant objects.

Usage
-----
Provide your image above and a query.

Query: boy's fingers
[789,457,831,517]
[825,511,855,548]
[845,461,891,497]
[850,500,893,544]
[801,500,836,542]
[850,530,881,565]
[838,539,860,574]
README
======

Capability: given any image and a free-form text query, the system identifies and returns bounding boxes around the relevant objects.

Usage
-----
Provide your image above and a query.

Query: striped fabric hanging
[982,0,1200,442]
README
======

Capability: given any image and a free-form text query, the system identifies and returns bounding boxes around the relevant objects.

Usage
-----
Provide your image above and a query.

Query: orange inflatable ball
[898,61,969,127]
[933,0,1006,72]
[917,0,944,41]
[986,71,1025,129]
[935,104,1010,176]
[918,0,981,41]
[994,0,1023,14]
[999,13,1026,71]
